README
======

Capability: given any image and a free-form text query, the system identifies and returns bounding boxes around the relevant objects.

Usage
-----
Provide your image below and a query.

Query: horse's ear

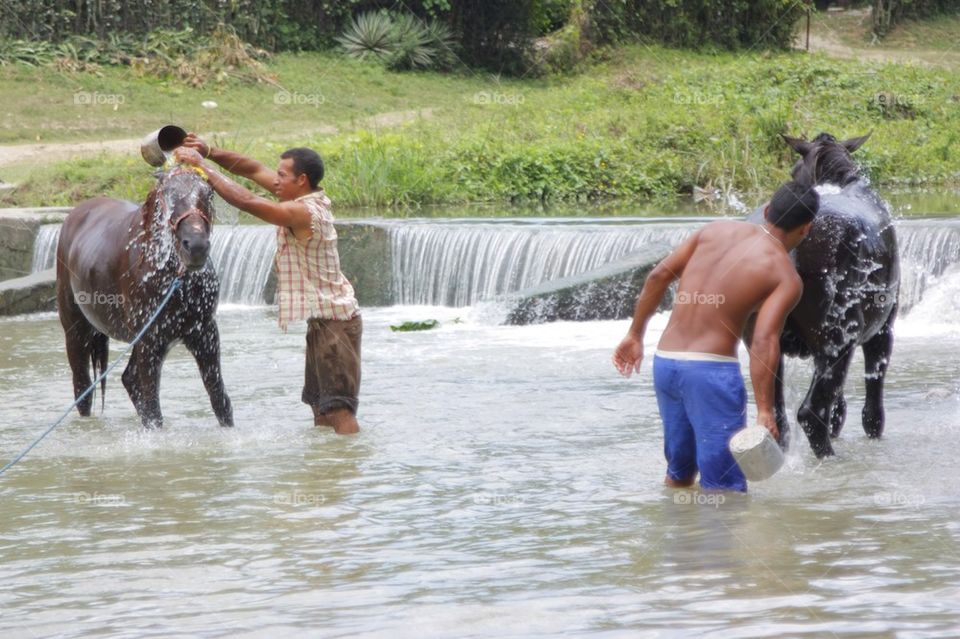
[781,134,814,156]
[841,132,872,154]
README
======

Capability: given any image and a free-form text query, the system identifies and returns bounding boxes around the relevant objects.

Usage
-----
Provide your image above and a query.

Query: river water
[2,213,960,637]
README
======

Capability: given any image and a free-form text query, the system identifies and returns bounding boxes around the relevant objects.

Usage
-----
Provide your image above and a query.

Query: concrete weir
[506,241,673,325]
[0,208,393,315]
[0,269,56,315]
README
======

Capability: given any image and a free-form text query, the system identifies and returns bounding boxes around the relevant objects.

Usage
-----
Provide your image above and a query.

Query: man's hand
[757,411,780,442]
[182,133,210,159]
[613,334,644,378]
[173,147,204,166]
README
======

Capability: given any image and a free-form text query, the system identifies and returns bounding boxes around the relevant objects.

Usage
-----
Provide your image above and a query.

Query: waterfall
[31,224,277,305]
[206,225,276,305]
[896,220,960,313]
[29,218,960,313]
[30,224,62,273]
[389,221,697,307]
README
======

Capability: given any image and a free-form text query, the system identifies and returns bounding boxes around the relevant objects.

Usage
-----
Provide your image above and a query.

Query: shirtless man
[613,181,819,492]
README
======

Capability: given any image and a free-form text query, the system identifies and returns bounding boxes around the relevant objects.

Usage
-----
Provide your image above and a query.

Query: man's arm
[613,229,701,377]
[748,273,802,440]
[173,148,310,230]
[182,133,277,192]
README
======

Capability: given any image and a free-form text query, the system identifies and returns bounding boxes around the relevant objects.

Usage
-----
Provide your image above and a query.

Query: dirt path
[798,11,960,68]
[0,108,435,169]
[804,32,960,67]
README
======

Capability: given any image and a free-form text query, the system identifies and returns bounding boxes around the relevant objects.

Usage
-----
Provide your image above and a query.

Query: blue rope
[0,277,183,476]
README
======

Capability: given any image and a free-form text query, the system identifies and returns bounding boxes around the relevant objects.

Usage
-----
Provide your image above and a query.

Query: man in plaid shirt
[174,136,362,435]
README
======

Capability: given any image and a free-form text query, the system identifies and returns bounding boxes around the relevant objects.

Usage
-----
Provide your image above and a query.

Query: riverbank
[2,41,958,211]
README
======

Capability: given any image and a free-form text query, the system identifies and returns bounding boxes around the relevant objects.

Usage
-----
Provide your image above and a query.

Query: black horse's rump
[56,166,233,429]
[749,133,899,457]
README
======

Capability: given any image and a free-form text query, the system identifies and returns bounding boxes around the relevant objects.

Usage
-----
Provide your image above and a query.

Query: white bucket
[729,426,784,481]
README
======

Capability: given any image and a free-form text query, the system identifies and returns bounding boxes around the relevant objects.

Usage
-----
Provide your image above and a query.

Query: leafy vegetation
[2,45,958,210]
[337,11,456,71]
[0,26,274,86]
[390,319,440,331]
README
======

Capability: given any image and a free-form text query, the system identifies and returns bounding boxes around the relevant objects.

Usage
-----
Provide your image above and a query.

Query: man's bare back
[613,181,819,453]
[658,220,801,358]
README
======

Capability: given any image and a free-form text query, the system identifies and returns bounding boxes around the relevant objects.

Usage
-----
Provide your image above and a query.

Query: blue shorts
[653,354,748,492]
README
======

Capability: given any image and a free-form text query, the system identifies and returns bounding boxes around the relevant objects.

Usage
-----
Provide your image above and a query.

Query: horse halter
[168,207,212,231]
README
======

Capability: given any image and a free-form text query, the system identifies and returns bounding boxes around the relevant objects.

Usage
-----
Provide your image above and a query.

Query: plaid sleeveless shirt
[274,190,359,331]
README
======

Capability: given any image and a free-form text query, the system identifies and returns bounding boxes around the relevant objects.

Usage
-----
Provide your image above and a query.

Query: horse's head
[782,132,871,187]
[145,166,215,271]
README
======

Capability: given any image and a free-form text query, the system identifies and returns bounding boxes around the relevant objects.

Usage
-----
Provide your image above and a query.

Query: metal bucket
[140,125,187,167]
[729,425,784,482]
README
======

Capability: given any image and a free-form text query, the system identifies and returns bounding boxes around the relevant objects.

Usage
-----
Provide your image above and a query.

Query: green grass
[881,13,960,50]
[1,45,959,212]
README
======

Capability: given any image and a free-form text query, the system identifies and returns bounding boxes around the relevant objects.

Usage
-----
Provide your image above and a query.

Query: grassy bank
[1,44,958,211]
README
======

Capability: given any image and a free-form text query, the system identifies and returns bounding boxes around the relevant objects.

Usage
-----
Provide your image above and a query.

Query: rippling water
[1,289,959,636]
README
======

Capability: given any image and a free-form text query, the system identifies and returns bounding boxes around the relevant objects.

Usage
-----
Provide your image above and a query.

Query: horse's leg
[797,345,855,458]
[64,322,95,416]
[831,394,847,438]
[123,338,167,429]
[58,279,103,416]
[183,321,234,427]
[862,306,896,439]
[774,356,791,451]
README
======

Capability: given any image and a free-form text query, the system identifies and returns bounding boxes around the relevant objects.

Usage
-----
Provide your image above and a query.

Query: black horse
[749,133,899,457]
[56,165,233,429]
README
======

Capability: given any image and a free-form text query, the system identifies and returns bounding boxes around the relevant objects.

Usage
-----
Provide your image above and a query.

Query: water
[31,217,960,311]
[5,214,960,637]
[2,299,959,637]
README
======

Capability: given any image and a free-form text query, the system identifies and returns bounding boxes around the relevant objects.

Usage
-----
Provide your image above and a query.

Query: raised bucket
[140,125,187,167]
[729,425,784,481]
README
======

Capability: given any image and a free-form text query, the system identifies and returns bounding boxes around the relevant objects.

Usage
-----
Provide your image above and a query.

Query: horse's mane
[792,133,862,187]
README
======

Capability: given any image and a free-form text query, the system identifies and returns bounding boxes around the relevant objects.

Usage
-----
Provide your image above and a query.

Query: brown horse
[56,166,233,429]
[749,133,899,457]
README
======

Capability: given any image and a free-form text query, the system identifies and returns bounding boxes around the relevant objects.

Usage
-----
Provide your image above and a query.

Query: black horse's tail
[90,331,109,412]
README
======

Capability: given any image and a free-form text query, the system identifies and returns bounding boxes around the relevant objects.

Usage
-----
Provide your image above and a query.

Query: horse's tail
[90,331,109,412]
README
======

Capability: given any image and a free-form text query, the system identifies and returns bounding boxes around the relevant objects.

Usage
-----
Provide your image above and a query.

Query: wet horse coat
[56,167,233,428]
[749,133,899,457]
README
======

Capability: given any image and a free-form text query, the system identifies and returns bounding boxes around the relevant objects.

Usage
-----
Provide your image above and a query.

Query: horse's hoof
[813,445,835,459]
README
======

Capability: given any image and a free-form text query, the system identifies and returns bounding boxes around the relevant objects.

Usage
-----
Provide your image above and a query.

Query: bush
[337,11,457,71]
[590,0,804,50]
[0,25,274,87]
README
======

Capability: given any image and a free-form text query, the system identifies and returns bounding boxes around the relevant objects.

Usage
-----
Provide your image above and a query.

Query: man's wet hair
[767,181,819,231]
[281,147,325,189]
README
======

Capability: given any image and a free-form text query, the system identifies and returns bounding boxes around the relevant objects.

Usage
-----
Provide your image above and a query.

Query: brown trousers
[302,314,362,415]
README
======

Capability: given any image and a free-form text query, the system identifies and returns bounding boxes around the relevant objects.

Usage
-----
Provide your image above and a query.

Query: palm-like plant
[338,11,458,71]
[336,11,396,62]
[385,12,434,70]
